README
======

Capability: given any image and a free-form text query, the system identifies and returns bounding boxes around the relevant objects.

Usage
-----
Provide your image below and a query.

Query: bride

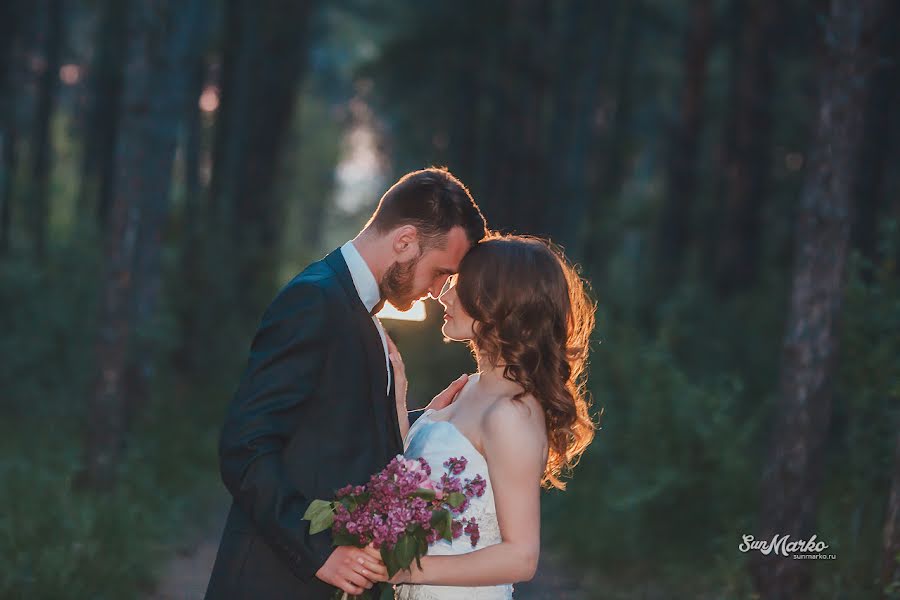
[381,234,597,599]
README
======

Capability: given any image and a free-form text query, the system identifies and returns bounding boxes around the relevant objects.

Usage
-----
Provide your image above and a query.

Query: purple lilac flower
[464,474,487,498]
[443,456,468,475]
[325,454,483,556]
[464,518,480,547]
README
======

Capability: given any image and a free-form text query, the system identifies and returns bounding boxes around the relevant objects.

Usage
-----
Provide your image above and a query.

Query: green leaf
[430,509,452,542]
[446,492,466,509]
[411,488,436,501]
[381,544,402,578]
[394,533,417,570]
[303,499,335,535]
[415,534,427,570]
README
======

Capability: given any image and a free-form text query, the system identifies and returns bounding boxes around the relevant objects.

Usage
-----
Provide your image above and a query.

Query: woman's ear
[392,224,420,259]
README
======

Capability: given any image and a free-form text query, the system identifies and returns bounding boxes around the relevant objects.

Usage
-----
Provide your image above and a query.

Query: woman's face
[438,274,477,341]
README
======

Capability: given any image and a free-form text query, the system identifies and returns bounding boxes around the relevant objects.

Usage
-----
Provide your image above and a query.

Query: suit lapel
[323,249,394,462]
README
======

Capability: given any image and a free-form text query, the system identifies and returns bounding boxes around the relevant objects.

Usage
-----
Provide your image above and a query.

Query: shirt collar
[340,240,381,314]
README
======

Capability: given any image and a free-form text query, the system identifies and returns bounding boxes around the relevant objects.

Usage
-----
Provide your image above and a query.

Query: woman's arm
[395,398,547,586]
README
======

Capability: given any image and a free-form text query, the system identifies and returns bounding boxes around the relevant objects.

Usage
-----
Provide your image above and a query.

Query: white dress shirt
[340,241,392,393]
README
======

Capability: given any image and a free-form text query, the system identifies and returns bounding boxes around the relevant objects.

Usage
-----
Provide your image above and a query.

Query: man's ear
[391,225,420,259]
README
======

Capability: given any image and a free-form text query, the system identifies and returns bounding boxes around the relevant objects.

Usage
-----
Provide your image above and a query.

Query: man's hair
[366,167,488,248]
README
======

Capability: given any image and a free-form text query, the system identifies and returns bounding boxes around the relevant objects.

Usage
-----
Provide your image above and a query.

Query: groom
[204,168,489,599]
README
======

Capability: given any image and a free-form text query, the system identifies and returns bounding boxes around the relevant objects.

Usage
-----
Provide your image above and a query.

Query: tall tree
[850,0,900,273]
[124,0,211,422]
[549,0,618,253]
[582,0,643,272]
[479,0,552,237]
[171,56,209,374]
[883,430,900,599]
[76,0,210,491]
[0,0,24,255]
[209,0,316,317]
[76,0,128,231]
[28,0,63,262]
[713,0,777,296]
[655,0,713,290]
[749,1,884,597]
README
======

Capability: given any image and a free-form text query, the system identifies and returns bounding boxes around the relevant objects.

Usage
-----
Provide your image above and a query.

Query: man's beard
[380,253,421,311]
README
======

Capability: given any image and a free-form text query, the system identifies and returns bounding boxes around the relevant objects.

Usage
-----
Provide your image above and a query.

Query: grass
[0,376,225,600]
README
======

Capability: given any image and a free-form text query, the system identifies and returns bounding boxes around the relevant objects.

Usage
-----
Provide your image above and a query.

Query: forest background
[1,0,898,598]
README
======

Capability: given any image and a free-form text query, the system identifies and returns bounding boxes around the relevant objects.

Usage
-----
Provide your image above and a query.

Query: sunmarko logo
[739,534,836,560]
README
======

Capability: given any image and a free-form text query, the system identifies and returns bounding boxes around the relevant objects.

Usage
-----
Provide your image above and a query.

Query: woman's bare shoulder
[482,392,545,438]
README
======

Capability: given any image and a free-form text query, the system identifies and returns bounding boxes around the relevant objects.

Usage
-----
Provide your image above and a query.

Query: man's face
[380,226,471,311]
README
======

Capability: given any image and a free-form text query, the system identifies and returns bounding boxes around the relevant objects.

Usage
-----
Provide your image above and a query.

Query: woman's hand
[386,333,412,442]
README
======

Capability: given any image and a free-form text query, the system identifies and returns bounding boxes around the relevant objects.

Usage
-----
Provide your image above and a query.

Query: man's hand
[425,373,469,412]
[315,545,388,595]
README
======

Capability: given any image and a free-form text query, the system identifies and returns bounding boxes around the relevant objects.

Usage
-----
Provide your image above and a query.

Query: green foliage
[0,236,101,418]
[430,509,452,543]
[0,374,222,599]
[544,318,765,558]
[304,499,336,535]
[813,220,900,598]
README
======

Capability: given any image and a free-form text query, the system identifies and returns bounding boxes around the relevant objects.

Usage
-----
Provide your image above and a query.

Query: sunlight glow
[59,64,81,85]
[376,299,427,321]
[199,86,220,113]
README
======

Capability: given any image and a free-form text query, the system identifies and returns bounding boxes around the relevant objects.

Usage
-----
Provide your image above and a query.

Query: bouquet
[303,454,486,599]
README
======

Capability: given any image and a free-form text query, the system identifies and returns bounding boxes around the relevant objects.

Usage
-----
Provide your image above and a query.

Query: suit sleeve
[218,281,332,581]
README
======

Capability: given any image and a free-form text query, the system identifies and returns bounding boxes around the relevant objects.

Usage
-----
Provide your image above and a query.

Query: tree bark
[209,0,315,317]
[77,0,128,232]
[549,0,616,254]
[851,0,900,274]
[714,0,777,296]
[124,0,211,424]
[28,0,63,262]
[655,0,714,290]
[749,1,884,597]
[77,0,209,491]
[0,0,23,256]
[882,430,900,598]
[480,0,552,237]
[582,0,642,272]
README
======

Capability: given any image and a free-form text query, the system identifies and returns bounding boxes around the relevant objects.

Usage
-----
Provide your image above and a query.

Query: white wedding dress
[394,408,514,600]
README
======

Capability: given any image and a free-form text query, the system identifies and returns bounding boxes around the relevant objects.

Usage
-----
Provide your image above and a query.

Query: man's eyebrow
[436,267,455,275]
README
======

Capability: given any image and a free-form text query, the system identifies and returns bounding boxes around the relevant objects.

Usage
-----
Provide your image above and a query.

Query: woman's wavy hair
[456,234,599,489]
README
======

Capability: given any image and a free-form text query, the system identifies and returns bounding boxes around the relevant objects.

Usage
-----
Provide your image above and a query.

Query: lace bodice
[395,409,514,600]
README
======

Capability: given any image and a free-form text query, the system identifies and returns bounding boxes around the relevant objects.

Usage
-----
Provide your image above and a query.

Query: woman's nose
[438,286,455,307]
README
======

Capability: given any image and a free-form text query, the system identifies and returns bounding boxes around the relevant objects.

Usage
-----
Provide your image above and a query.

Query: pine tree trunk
[210,0,315,317]
[714,0,777,296]
[481,0,552,237]
[77,0,128,232]
[655,0,713,290]
[172,59,207,374]
[76,0,209,491]
[749,1,884,597]
[28,0,62,262]
[583,0,642,272]
[851,0,899,274]
[550,0,616,253]
[882,430,900,598]
[124,0,211,424]
[0,0,22,256]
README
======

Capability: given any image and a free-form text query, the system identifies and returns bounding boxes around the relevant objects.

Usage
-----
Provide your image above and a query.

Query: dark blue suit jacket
[205,248,402,599]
